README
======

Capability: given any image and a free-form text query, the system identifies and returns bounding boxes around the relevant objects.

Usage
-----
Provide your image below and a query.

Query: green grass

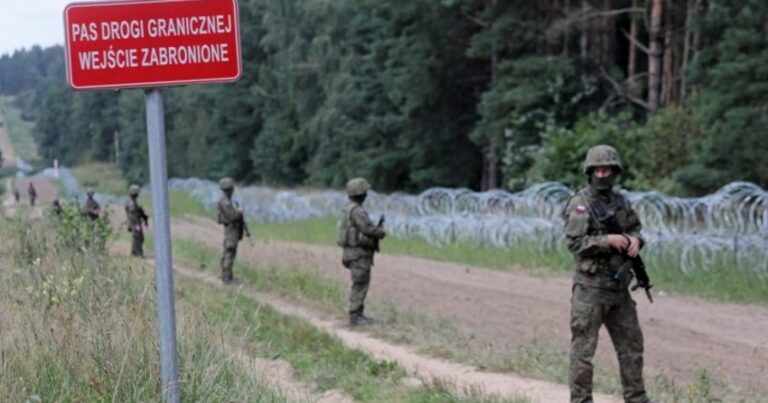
[71,162,129,195]
[138,190,213,220]
[0,96,39,161]
[0,215,285,401]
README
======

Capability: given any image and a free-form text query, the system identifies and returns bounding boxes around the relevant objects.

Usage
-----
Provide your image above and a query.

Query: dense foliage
[0,0,765,195]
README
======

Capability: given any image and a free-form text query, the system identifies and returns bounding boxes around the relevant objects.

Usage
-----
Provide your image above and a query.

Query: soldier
[217,177,244,284]
[28,182,37,206]
[51,199,63,217]
[562,145,653,403]
[337,178,386,326]
[82,189,101,220]
[13,188,19,203]
[125,185,149,257]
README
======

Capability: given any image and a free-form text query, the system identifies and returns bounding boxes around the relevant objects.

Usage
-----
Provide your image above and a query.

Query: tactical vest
[570,189,634,290]
[337,203,376,250]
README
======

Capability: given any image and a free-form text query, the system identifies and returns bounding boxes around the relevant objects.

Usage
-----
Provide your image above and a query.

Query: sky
[0,0,77,56]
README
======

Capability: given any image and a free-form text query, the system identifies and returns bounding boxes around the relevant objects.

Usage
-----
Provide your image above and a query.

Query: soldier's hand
[626,236,641,257]
[607,234,629,251]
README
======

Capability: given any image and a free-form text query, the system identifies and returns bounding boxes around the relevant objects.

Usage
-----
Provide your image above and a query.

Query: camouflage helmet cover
[219,177,234,190]
[129,184,141,196]
[583,144,623,174]
[345,178,371,196]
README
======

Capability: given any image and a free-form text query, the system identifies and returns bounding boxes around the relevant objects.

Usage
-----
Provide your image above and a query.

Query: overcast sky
[0,0,77,56]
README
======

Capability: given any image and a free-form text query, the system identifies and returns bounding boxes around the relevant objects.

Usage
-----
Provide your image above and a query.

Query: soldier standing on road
[125,185,149,257]
[28,182,37,206]
[217,177,244,284]
[337,178,386,326]
[82,189,101,220]
[562,145,654,403]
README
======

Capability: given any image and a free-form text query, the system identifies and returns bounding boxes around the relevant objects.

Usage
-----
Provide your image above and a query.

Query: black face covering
[590,172,615,192]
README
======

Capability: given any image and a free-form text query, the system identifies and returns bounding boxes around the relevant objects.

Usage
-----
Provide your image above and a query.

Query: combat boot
[350,314,373,326]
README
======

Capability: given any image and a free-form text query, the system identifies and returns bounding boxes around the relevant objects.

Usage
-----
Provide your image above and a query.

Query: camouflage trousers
[131,228,144,257]
[220,239,238,283]
[348,258,372,315]
[570,284,647,403]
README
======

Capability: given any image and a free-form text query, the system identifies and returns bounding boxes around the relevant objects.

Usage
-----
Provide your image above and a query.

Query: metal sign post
[63,1,242,401]
[145,88,179,403]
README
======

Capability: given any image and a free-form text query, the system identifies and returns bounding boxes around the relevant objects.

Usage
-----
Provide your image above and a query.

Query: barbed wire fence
[39,167,768,278]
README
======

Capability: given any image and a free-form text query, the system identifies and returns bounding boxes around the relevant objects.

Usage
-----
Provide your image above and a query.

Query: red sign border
[63,0,242,90]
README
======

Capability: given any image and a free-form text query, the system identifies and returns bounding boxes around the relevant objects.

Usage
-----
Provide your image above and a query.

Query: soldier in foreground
[337,178,386,326]
[28,182,37,206]
[562,145,654,403]
[217,177,244,284]
[125,185,149,257]
[82,189,101,220]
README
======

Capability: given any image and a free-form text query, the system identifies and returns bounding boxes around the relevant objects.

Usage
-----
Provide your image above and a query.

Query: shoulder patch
[574,205,588,214]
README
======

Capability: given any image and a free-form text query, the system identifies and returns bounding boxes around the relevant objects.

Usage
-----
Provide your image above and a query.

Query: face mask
[590,173,615,192]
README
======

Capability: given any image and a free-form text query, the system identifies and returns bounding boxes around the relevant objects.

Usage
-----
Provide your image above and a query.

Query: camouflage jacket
[83,197,101,220]
[124,198,148,230]
[337,202,386,266]
[562,187,645,290]
[217,195,243,245]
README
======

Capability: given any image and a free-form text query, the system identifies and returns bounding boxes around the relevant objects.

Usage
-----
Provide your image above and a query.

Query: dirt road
[173,216,768,398]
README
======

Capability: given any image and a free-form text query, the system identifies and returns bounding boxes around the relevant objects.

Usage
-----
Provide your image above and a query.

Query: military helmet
[129,184,141,196]
[583,144,623,174]
[86,188,95,196]
[345,178,371,196]
[219,177,234,190]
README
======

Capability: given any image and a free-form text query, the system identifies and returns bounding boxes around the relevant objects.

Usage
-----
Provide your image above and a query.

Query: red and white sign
[64,0,241,90]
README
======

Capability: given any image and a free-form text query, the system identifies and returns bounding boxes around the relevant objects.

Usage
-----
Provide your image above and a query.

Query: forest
[0,0,765,195]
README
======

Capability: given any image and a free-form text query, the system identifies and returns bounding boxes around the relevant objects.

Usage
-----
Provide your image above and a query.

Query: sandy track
[175,264,619,403]
[172,216,768,398]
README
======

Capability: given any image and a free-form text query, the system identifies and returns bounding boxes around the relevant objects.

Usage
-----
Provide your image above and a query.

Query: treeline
[1,0,766,195]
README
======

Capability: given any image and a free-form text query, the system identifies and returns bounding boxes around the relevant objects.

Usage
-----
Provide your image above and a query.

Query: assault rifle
[374,215,385,252]
[233,201,251,240]
[592,202,654,303]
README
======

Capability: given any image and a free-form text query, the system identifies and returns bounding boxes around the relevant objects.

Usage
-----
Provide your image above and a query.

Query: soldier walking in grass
[13,188,20,203]
[217,177,244,284]
[125,185,149,257]
[562,145,654,403]
[337,178,386,326]
[27,182,37,206]
[82,189,101,220]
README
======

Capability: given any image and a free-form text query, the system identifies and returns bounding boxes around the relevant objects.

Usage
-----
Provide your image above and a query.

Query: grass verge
[71,162,129,195]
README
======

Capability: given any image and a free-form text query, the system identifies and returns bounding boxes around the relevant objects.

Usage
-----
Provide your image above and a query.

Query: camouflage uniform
[217,178,243,284]
[83,191,101,220]
[337,178,386,326]
[51,199,63,217]
[125,185,149,257]
[563,145,650,403]
[28,183,37,206]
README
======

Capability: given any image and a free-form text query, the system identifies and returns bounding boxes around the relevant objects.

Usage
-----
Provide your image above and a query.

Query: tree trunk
[661,5,675,106]
[647,0,663,111]
[628,0,640,95]
[483,51,501,190]
[580,0,590,63]
[601,0,615,66]
[681,0,693,98]
[563,0,571,56]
